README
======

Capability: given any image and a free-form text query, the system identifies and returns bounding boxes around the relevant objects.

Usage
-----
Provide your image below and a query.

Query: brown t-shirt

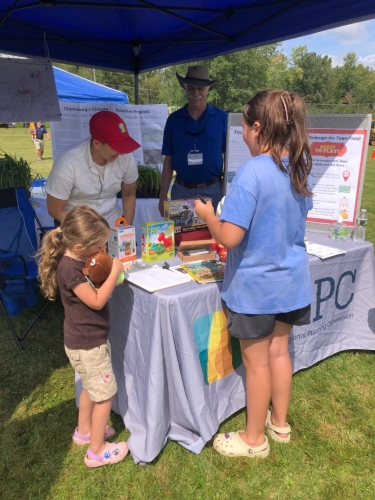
[57,256,109,349]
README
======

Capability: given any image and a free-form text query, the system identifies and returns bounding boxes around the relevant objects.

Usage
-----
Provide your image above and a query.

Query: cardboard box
[164,198,210,234]
[141,220,175,263]
[177,239,216,262]
[108,218,137,263]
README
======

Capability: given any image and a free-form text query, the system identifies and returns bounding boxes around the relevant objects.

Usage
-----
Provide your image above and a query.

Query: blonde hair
[243,90,313,196]
[38,205,110,300]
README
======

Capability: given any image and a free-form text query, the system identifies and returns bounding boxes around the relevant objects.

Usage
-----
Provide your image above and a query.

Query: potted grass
[136,163,162,199]
[0,150,34,197]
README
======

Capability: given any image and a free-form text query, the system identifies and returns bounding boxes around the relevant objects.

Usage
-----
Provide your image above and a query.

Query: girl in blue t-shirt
[195,90,313,459]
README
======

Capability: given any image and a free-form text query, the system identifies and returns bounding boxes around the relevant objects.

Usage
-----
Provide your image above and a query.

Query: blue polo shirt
[162,103,227,183]
[35,124,48,140]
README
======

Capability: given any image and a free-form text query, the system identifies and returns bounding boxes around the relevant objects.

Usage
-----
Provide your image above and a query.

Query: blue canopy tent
[1,1,374,102]
[53,67,129,103]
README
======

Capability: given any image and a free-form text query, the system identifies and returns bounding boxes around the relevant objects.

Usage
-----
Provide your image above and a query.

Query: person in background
[195,90,313,459]
[45,111,140,227]
[31,120,50,160]
[158,66,227,216]
[38,205,129,468]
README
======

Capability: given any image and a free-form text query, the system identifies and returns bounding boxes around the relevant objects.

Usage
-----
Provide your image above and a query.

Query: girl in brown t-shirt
[38,205,128,468]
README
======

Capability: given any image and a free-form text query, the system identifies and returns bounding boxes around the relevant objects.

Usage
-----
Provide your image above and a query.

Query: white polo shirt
[45,138,138,226]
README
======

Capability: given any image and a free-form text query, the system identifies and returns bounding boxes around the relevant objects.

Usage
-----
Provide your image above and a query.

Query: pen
[197,195,207,204]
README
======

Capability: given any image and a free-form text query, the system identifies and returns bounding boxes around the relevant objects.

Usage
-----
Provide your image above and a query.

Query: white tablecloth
[32,194,162,245]
[80,232,375,464]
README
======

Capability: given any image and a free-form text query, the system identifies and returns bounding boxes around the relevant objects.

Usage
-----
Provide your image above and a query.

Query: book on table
[180,260,225,284]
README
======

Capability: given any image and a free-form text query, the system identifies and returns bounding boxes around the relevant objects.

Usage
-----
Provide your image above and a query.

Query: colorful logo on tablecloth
[193,309,242,385]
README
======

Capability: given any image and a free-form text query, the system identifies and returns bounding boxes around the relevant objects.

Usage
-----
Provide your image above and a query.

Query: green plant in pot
[0,150,34,196]
[136,163,162,198]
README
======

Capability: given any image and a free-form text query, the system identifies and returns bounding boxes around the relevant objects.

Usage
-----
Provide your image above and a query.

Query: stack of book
[180,260,225,284]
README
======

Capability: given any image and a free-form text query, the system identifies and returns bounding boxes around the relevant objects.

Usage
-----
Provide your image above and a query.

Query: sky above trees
[282,19,375,70]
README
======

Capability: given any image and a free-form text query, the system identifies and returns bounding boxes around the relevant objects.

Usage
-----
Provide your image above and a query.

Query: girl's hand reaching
[111,256,124,277]
[194,199,214,222]
[194,198,246,251]
[74,256,126,310]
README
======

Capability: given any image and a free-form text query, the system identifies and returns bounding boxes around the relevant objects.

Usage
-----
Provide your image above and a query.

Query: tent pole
[134,72,139,104]
[132,41,141,105]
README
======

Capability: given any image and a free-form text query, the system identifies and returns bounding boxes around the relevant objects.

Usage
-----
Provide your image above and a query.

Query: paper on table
[125,265,193,292]
[305,241,346,260]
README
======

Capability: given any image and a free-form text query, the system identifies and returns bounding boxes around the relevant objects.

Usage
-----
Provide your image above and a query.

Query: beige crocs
[213,431,270,458]
[265,408,291,443]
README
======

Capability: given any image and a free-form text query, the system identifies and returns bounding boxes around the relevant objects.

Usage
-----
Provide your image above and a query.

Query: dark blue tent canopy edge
[0,1,374,74]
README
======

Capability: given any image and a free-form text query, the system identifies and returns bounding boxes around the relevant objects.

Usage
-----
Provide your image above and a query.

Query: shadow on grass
[0,297,69,423]
[1,398,86,500]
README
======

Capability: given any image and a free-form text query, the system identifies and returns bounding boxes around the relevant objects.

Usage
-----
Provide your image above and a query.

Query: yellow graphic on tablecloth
[193,309,242,385]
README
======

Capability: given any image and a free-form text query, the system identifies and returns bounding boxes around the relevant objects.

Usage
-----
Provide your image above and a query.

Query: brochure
[180,260,225,284]
[305,241,346,260]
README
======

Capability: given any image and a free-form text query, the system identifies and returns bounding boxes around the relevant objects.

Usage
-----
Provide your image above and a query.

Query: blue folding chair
[0,187,52,349]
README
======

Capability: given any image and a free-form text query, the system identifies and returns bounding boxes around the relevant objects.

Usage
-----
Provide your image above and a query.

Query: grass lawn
[0,124,53,179]
[1,130,375,500]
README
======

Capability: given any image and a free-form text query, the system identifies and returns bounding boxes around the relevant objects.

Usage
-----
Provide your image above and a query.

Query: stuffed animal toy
[82,248,124,288]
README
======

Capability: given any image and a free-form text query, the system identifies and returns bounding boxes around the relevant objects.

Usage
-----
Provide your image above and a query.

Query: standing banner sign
[50,102,168,167]
[224,114,372,233]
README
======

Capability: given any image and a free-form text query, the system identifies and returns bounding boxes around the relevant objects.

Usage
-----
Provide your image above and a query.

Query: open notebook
[125,265,192,292]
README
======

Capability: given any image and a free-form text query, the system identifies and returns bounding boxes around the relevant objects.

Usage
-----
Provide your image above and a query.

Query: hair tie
[56,227,63,240]
[280,95,289,124]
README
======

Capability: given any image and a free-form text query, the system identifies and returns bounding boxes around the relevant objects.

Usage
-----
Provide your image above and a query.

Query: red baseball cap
[89,111,141,154]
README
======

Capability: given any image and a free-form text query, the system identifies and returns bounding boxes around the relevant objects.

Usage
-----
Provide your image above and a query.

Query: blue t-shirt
[162,103,227,183]
[221,155,313,314]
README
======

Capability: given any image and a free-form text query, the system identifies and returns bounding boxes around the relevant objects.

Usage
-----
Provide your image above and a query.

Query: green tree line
[55,44,375,114]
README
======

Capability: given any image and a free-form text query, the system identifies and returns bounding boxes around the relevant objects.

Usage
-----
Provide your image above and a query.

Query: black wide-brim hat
[176,65,218,89]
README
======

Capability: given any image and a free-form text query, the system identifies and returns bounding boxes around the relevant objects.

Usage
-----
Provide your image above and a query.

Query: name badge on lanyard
[187,149,203,165]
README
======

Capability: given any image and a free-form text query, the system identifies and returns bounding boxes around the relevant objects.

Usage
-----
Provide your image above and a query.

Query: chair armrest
[0,250,19,258]
[0,251,28,276]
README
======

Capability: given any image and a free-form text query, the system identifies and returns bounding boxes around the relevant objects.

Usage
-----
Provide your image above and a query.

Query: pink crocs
[72,425,116,445]
[84,441,128,468]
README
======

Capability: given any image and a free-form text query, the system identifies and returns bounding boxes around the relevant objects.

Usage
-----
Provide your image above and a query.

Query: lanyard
[185,115,206,150]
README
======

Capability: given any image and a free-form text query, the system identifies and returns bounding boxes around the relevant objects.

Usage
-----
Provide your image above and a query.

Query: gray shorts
[223,301,311,340]
[65,340,117,402]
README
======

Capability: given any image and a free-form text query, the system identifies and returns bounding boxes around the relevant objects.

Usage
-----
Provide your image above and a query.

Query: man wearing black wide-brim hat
[158,66,227,215]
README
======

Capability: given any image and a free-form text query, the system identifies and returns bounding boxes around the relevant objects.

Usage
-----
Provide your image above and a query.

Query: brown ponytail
[243,90,313,196]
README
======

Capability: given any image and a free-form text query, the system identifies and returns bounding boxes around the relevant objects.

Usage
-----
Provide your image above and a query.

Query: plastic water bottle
[352,209,368,242]
[330,214,348,241]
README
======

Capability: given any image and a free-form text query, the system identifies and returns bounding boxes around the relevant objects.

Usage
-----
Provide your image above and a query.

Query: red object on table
[218,248,227,262]
[174,228,212,246]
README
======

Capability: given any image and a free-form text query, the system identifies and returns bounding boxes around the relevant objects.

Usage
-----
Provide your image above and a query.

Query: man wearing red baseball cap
[46,111,141,226]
